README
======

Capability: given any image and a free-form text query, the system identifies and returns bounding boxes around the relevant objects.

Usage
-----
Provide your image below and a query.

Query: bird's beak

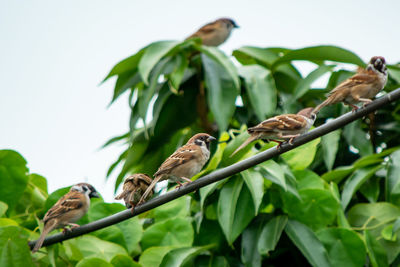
[207,136,217,142]
[234,24,240,28]
[90,191,100,198]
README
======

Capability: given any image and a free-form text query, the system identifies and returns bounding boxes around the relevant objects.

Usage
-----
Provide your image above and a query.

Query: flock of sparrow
[31,18,388,253]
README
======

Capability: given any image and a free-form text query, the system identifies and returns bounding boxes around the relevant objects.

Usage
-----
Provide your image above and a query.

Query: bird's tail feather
[31,221,56,253]
[230,135,259,157]
[139,176,162,204]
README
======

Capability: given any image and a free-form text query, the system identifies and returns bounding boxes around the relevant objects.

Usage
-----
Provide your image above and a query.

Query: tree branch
[29,88,400,250]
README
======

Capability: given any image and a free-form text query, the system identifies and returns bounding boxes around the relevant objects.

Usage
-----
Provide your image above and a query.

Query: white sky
[1,0,399,202]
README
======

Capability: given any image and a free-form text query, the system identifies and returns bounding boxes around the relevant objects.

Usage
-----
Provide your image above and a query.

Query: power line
[28,88,400,250]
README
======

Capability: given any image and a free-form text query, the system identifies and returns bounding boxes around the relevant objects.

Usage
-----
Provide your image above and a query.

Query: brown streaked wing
[43,191,84,223]
[330,73,377,94]
[154,145,197,176]
[250,115,306,132]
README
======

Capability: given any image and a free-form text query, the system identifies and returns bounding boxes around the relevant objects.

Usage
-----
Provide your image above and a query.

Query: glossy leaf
[258,160,286,191]
[343,120,373,156]
[321,130,341,170]
[272,45,365,69]
[0,150,29,212]
[316,228,366,267]
[241,169,264,214]
[281,138,321,170]
[293,170,325,190]
[139,246,176,267]
[233,46,279,67]
[142,217,194,250]
[0,201,8,217]
[283,188,339,230]
[292,65,334,100]
[151,196,190,222]
[160,246,210,267]
[65,235,127,262]
[111,254,141,267]
[341,165,382,210]
[365,230,389,267]
[386,150,400,205]
[76,258,112,267]
[257,215,288,255]
[0,226,34,267]
[285,220,331,267]
[202,53,239,131]
[217,176,255,244]
[103,49,145,81]
[241,219,264,267]
[239,65,276,120]
[138,40,180,84]
[347,203,400,229]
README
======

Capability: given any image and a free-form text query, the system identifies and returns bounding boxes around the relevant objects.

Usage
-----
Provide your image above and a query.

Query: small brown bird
[313,56,387,113]
[32,183,99,253]
[138,133,216,204]
[186,18,239,46]
[231,108,317,156]
[115,174,154,212]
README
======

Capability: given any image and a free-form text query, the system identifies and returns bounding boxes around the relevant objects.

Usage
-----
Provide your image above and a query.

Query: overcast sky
[1,0,399,202]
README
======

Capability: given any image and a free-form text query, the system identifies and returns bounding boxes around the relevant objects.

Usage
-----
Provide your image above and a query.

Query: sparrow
[138,133,216,204]
[231,108,317,156]
[313,56,387,113]
[186,18,239,46]
[31,183,99,253]
[115,174,154,212]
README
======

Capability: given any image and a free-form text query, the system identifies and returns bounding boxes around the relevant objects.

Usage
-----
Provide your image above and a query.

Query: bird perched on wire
[186,17,239,46]
[138,133,216,204]
[115,174,153,212]
[231,108,317,156]
[313,56,387,113]
[31,183,99,253]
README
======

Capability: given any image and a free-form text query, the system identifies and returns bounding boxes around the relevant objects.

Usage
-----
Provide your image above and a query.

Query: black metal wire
[28,88,400,249]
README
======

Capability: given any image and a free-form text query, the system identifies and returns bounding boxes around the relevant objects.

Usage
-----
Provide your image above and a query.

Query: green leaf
[238,65,277,120]
[139,246,176,267]
[347,203,400,229]
[217,176,255,244]
[393,217,400,238]
[241,219,265,267]
[386,150,400,205]
[241,169,264,214]
[258,160,286,191]
[142,217,194,250]
[160,246,211,267]
[272,45,365,69]
[111,254,140,267]
[233,46,279,67]
[202,53,239,131]
[258,215,288,255]
[322,165,354,183]
[0,201,8,217]
[281,138,321,170]
[0,226,34,267]
[138,40,180,85]
[167,53,189,90]
[152,196,190,222]
[292,65,334,100]
[293,170,325,190]
[285,220,331,267]
[365,230,389,267]
[103,48,145,81]
[111,72,142,104]
[341,165,382,210]
[381,225,396,241]
[343,120,373,156]
[0,150,29,212]
[88,202,142,254]
[76,258,113,267]
[316,228,366,267]
[321,130,341,171]
[0,218,18,226]
[65,235,127,262]
[197,46,240,88]
[282,189,339,230]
